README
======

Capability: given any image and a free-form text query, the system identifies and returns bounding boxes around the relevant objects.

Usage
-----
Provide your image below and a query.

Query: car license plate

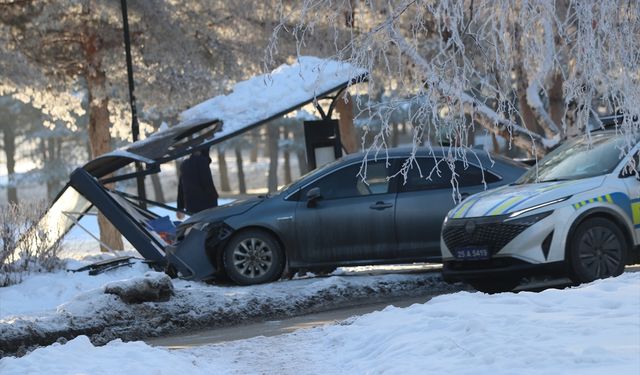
[453,247,490,260]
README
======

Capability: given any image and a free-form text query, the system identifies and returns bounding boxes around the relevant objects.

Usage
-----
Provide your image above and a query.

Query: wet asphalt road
[146,265,639,349]
[146,294,432,349]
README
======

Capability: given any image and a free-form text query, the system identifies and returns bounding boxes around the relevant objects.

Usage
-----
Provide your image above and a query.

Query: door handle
[370,201,393,210]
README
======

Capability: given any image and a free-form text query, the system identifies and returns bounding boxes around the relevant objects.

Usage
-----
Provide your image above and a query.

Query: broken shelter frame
[36,75,368,269]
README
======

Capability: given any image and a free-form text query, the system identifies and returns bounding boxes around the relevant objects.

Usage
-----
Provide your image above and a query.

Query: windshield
[516,133,631,184]
[275,157,346,194]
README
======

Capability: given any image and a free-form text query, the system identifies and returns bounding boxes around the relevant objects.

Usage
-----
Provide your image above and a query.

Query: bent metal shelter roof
[31,57,368,265]
[84,56,368,179]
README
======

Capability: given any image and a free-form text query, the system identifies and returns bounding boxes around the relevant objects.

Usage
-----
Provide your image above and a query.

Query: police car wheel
[568,217,627,283]
[223,229,285,285]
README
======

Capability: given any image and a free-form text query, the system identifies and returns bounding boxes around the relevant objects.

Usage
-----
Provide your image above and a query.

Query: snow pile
[0,336,207,375]
[180,56,367,139]
[0,263,451,355]
[0,258,148,319]
[2,273,638,375]
[103,272,173,304]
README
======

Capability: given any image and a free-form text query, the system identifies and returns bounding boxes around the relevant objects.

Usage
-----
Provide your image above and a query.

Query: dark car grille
[442,216,532,255]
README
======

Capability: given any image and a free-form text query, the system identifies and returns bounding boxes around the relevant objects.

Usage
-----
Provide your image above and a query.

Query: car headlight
[182,221,211,237]
[505,210,553,225]
[507,196,572,218]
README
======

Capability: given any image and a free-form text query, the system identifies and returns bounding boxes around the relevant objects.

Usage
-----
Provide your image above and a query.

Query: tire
[567,217,627,284]
[222,229,285,285]
[441,262,456,283]
[469,277,521,294]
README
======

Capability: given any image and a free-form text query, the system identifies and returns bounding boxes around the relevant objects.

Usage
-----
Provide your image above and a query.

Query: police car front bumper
[440,210,562,280]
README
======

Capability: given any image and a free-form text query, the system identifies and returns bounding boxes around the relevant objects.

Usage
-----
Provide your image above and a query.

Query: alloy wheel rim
[232,238,273,278]
[578,226,622,279]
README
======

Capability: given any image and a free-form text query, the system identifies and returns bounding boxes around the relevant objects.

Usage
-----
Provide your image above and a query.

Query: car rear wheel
[567,217,627,284]
[222,229,285,285]
[468,277,521,294]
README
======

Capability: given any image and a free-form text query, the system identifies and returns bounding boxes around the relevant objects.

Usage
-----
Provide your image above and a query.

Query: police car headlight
[505,210,554,225]
[507,196,572,218]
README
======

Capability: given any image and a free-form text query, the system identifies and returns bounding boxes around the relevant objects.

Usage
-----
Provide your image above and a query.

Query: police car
[441,130,640,292]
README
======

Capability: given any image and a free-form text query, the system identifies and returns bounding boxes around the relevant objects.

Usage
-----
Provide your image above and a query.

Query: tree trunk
[151,173,165,203]
[491,133,500,153]
[45,137,65,202]
[551,0,568,137]
[235,146,246,194]
[89,97,123,252]
[293,127,308,175]
[217,146,231,192]
[335,91,359,153]
[267,124,279,192]
[513,22,551,144]
[2,125,18,204]
[515,71,543,138]
[85,32,123,252]
[549,72,565,136]
[391,123,400,147]
[282,128,292,185]
[250,129,259,163]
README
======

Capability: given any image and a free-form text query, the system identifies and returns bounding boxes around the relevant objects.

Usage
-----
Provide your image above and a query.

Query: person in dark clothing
[176,148,218,219]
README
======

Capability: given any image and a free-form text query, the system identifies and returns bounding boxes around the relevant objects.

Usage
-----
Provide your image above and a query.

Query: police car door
[619,144,640,241]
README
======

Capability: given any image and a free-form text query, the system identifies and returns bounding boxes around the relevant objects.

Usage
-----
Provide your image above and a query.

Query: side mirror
[306,187,322,208]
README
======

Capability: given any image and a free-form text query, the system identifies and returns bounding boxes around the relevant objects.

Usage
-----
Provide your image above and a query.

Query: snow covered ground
[0,206,453,357]
[1,273,638,375]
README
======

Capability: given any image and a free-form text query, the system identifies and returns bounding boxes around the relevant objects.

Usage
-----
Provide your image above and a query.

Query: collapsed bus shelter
[25,57,368,280]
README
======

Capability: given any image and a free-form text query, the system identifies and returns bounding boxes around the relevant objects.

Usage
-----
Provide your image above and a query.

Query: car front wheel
[567,217,627,284]
[222,229,285,285]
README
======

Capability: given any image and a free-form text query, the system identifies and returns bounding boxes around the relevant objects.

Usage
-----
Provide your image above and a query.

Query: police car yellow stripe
[453,198,476,218]
[632,201,640,226]
[573,195,613,210]
[488,196,523,216]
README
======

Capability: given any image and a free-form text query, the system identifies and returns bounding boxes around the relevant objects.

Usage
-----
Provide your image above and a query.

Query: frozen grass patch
[0,202,64,287]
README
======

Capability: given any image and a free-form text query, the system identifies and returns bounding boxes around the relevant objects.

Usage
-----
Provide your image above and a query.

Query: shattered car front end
[167,199,264,280]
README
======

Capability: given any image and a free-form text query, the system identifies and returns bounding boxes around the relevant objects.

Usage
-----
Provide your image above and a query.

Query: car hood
[181,197,264,225]
[449,176,606,218]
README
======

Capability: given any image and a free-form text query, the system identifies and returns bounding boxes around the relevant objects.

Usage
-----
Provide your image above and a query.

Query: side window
[402,158,450,192]
[401,158,500,192]
[302,161,391,200]
[454,160,501,186]
[620,152,640,178]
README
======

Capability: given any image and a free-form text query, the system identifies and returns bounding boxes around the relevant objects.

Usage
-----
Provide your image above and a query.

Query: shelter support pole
[120,0,147,208]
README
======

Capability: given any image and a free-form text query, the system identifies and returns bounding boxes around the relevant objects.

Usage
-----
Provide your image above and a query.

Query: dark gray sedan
[169,147,526,285]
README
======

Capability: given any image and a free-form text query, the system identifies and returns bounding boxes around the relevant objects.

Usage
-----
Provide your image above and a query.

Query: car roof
[340,146,498,164]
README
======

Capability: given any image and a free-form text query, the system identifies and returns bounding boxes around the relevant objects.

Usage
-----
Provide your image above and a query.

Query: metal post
[120,0,147,208]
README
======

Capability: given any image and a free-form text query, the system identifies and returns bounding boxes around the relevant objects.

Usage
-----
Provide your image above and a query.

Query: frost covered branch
[271,0,640,157]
